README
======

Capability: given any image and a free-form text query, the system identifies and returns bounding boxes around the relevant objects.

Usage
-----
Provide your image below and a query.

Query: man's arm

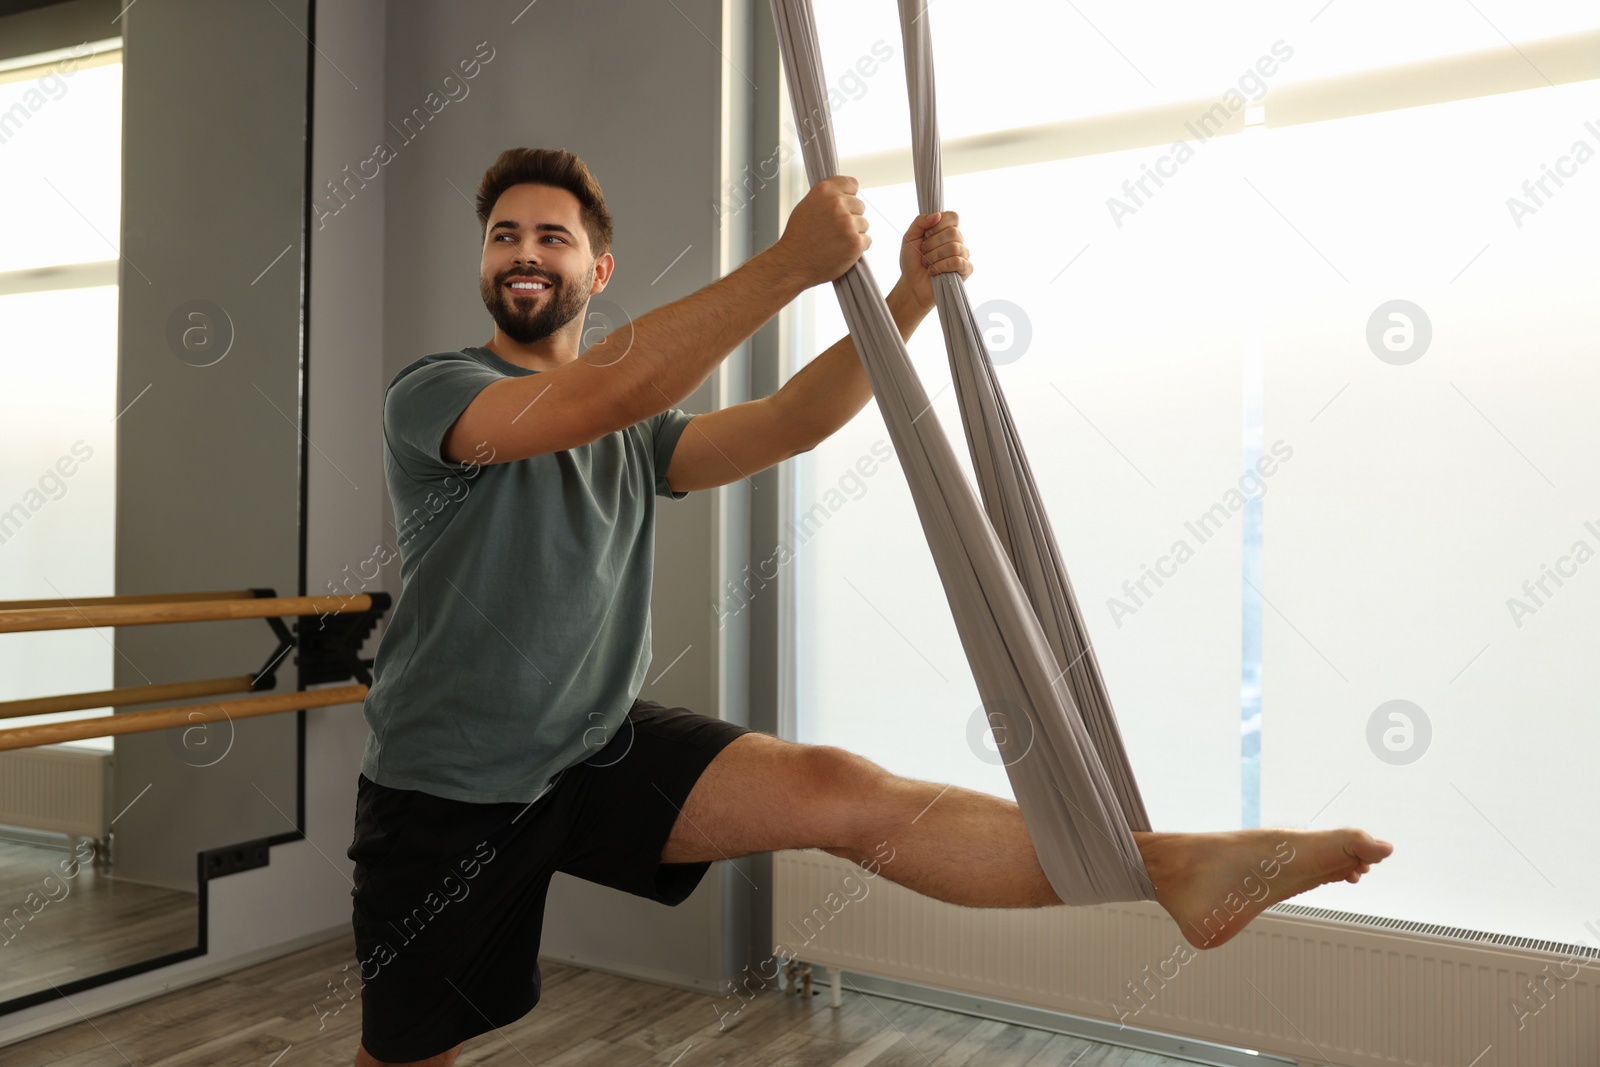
[664,286,928,492]
[443,177,871,466]
[664,210,973,493]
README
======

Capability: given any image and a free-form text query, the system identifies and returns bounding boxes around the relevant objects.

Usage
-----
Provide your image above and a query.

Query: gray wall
[1,0,765,1045]
[0,0,774,1049]
[377,0,756,990]
[111,0,309,890]
[1,0,388,1044]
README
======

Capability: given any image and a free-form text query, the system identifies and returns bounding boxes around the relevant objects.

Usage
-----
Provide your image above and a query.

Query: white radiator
[0,744,114,840]
[773,850,1599,1066]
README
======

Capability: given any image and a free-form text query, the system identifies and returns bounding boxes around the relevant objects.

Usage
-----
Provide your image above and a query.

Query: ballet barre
[0,685,368,752]
[0,588,389,752]
[0,592,380,633]
[0,674,258,720]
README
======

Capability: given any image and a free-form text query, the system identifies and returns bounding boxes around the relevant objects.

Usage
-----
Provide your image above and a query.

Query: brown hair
[475,148,614,256]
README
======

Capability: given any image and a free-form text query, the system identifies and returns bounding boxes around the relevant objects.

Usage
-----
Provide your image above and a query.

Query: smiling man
[348,147,1390,1067]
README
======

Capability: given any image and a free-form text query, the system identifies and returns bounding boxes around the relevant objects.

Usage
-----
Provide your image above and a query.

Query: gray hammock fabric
[770,0,1157,905]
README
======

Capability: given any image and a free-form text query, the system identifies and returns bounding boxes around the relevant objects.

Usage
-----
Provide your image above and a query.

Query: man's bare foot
[1135,827,1394,950]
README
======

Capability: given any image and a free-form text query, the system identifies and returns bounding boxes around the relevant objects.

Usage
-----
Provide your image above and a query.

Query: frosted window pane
[0,287,119,749]
[1,52,122,753]
[0,61,123,273]
[813,0,1599,159]
[1258,79,1600,943]
[795,141,1250,830]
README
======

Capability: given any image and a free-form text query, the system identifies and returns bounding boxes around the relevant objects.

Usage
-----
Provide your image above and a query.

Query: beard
[479,266,591,345]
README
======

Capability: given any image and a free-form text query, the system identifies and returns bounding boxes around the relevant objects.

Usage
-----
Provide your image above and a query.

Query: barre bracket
[294,592,392,688]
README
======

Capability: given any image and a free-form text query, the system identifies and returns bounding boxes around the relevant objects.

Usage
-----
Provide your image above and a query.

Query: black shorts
[345,697,753,1063]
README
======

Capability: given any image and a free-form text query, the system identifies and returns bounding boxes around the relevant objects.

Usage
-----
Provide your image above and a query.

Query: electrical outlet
[200,838,271,879]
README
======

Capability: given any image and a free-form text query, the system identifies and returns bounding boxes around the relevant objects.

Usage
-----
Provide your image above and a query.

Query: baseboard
[832,969,1296,1067]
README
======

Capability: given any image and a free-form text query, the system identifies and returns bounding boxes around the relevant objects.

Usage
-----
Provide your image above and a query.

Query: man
[349,147,1391,1067]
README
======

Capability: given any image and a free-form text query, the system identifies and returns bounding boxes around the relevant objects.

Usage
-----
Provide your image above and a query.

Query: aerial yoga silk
[770,0,1158,905]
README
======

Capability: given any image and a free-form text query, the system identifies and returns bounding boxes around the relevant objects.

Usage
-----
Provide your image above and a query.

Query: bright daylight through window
[784,0,1599,949]
[0,40,123,752]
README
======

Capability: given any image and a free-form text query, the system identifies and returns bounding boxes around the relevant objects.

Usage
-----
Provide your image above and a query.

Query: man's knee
[793,744,895,848]
[795,743,885,799]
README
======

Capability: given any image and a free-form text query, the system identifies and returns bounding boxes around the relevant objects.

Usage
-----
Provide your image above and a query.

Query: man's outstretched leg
[663,733,1392,950]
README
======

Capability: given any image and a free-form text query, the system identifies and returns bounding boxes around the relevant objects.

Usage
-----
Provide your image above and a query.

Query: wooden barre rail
[0,685,368,752]
[0,589,261,612]
[0,594,374,634]
[0,675,258,720]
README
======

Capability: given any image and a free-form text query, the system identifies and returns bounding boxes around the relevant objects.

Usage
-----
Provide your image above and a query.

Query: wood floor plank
[0,839,199,1005]
[847,1000,983,1067]
[621,985,798,1056]
[743,992,926,1067]
[822,1027,906,1067]
[1018,1033,1101,1067]
[934,1016,1058,1066]
[0,933,1210,1066]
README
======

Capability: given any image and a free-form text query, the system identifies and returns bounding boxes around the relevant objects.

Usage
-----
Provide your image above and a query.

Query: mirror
[0,0,312,1011]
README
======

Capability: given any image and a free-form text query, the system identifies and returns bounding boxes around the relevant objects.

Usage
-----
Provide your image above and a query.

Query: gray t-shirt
[359,345,695,804]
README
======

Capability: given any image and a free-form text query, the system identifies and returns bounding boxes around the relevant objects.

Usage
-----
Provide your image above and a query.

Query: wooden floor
[2,933,1205,1066]
[0,839,197,1004]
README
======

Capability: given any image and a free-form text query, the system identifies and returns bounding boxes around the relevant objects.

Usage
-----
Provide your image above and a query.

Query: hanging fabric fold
[768,0,1157,904]
[893,0,1150,834]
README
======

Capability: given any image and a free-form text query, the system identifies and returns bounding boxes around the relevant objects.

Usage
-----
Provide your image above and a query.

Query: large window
[0,39,124,751]
[788,0,1599,946]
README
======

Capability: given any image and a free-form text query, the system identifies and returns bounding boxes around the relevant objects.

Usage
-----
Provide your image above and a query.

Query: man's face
[479,183,599,345]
